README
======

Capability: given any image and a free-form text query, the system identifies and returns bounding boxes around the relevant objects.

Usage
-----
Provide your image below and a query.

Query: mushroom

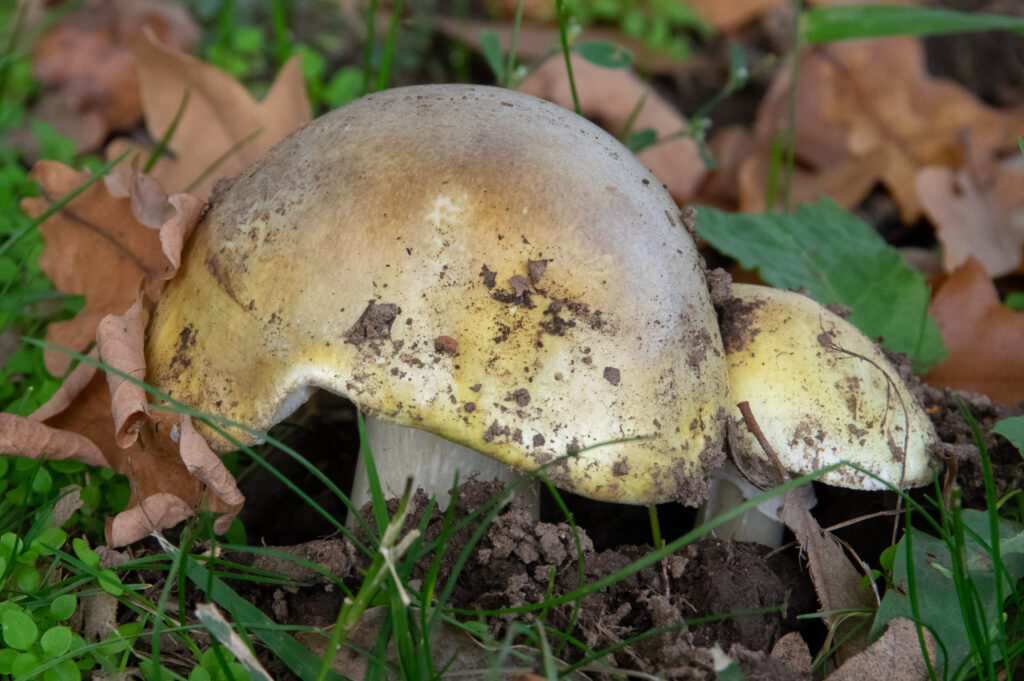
[701,283,940,543]
[144,84,732,519]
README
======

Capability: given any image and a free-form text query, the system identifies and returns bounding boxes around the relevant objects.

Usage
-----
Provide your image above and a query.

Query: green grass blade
[155,535,345,681]
[801,6,1024,43]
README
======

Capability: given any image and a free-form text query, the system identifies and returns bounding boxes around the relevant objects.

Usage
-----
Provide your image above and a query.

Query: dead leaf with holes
[917,153,1024,277]
[738,36,1021,219]
[29,0,198,152]
[924,258,1024,405]
[518,54,707,201]
[104,30,311,200]
[8,164,242,546]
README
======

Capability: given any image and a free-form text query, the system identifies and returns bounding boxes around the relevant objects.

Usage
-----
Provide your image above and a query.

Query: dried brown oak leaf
[827,618,937,681]
[21,162,181,377]
[917,153,1024,277]
[779,491,876,663]
[519,54,707,202]
[739,37,1021,221]
[30,0,198,152]
[105,29,312,200]
[7,173,242,546]
[923,258,1024,406]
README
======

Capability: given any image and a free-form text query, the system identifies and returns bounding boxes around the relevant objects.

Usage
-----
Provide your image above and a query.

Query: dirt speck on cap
[434,335,458,355]
[528,259,549,284]
[603,366,621,386]
[479,264,496,288]
[706,268,733,306]
[716,295,765,354]
[344,301,400,345]
[508,274,530,298]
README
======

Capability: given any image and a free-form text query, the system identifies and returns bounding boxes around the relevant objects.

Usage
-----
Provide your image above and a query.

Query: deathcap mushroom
[702,283,940,543]
[145,84,731,513]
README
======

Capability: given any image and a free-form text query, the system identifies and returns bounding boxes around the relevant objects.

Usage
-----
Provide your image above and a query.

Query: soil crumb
[344,300,400,344]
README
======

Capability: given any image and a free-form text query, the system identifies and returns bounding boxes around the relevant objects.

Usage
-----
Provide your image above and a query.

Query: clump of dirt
[337,480,813,677]
[714,294,765,353]
[344,300,400,344]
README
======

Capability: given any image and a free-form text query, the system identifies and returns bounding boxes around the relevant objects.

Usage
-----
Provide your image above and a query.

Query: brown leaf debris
[105,30,312,199]
[923,258,1024,405]
[30,0,198,151]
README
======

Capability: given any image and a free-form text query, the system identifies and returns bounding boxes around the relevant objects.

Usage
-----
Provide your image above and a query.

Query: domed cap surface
[145,84,730,505]
[720,284,939,490]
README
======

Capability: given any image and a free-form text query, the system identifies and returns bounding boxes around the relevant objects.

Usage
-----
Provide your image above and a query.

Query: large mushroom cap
[719,284,939,490]
[145,84,730,505]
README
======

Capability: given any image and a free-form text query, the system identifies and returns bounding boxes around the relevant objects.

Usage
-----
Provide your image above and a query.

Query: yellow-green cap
[145,84,731,505]
[720,284,939,490]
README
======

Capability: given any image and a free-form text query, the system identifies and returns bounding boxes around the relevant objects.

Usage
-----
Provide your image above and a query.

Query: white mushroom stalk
[144,84,732,520]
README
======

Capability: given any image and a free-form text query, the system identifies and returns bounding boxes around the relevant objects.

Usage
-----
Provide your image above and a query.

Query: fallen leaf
[917,154,1024,277]
[828,618,937,681]
[687,0,786,32]
[20,162,173,376]
[106,30,311,199]
[31,0,198,150]
[0,410,106,468]
[436,16,686,74]
[519,54,707,201]
[779,490,875,661]
[740,37,1021,220]
[7,157,243,545]
[923,258,1024,405]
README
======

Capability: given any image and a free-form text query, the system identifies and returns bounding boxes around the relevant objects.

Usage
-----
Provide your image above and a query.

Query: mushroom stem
[697,462,816,546]
[347,416,540,527]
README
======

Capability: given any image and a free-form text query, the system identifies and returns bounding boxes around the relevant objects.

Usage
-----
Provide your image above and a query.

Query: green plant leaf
[49,594,76,621]
[480,29,505,85]
[801,6,1024,43]
[71,538,98,569]
[993,417,1024,453]
[871,510,1024,678]
[1005,291,1024,310]
[696,199,947,371]
[1,608,38,650]
[625,128,657,153]
[573,39,634,69]
[40,625,72,657]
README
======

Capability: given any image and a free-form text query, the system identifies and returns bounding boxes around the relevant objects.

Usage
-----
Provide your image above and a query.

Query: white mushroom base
[347,416,540,526]
[697,462,817,546]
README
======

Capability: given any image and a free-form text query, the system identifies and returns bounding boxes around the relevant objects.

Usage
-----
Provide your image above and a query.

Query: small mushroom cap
[719,284,939,490]
[145,84,731,505]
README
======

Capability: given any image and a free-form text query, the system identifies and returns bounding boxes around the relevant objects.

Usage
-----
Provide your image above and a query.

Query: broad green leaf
[801,6,1024,43]
[872,510,1024,678]
[40,625,72,657]
[573,40,634,69]
[1,608,38,650]
[993,416,1024,453]
[71,538,98,568]
[696,199,946,371]
[49,594,76,621]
